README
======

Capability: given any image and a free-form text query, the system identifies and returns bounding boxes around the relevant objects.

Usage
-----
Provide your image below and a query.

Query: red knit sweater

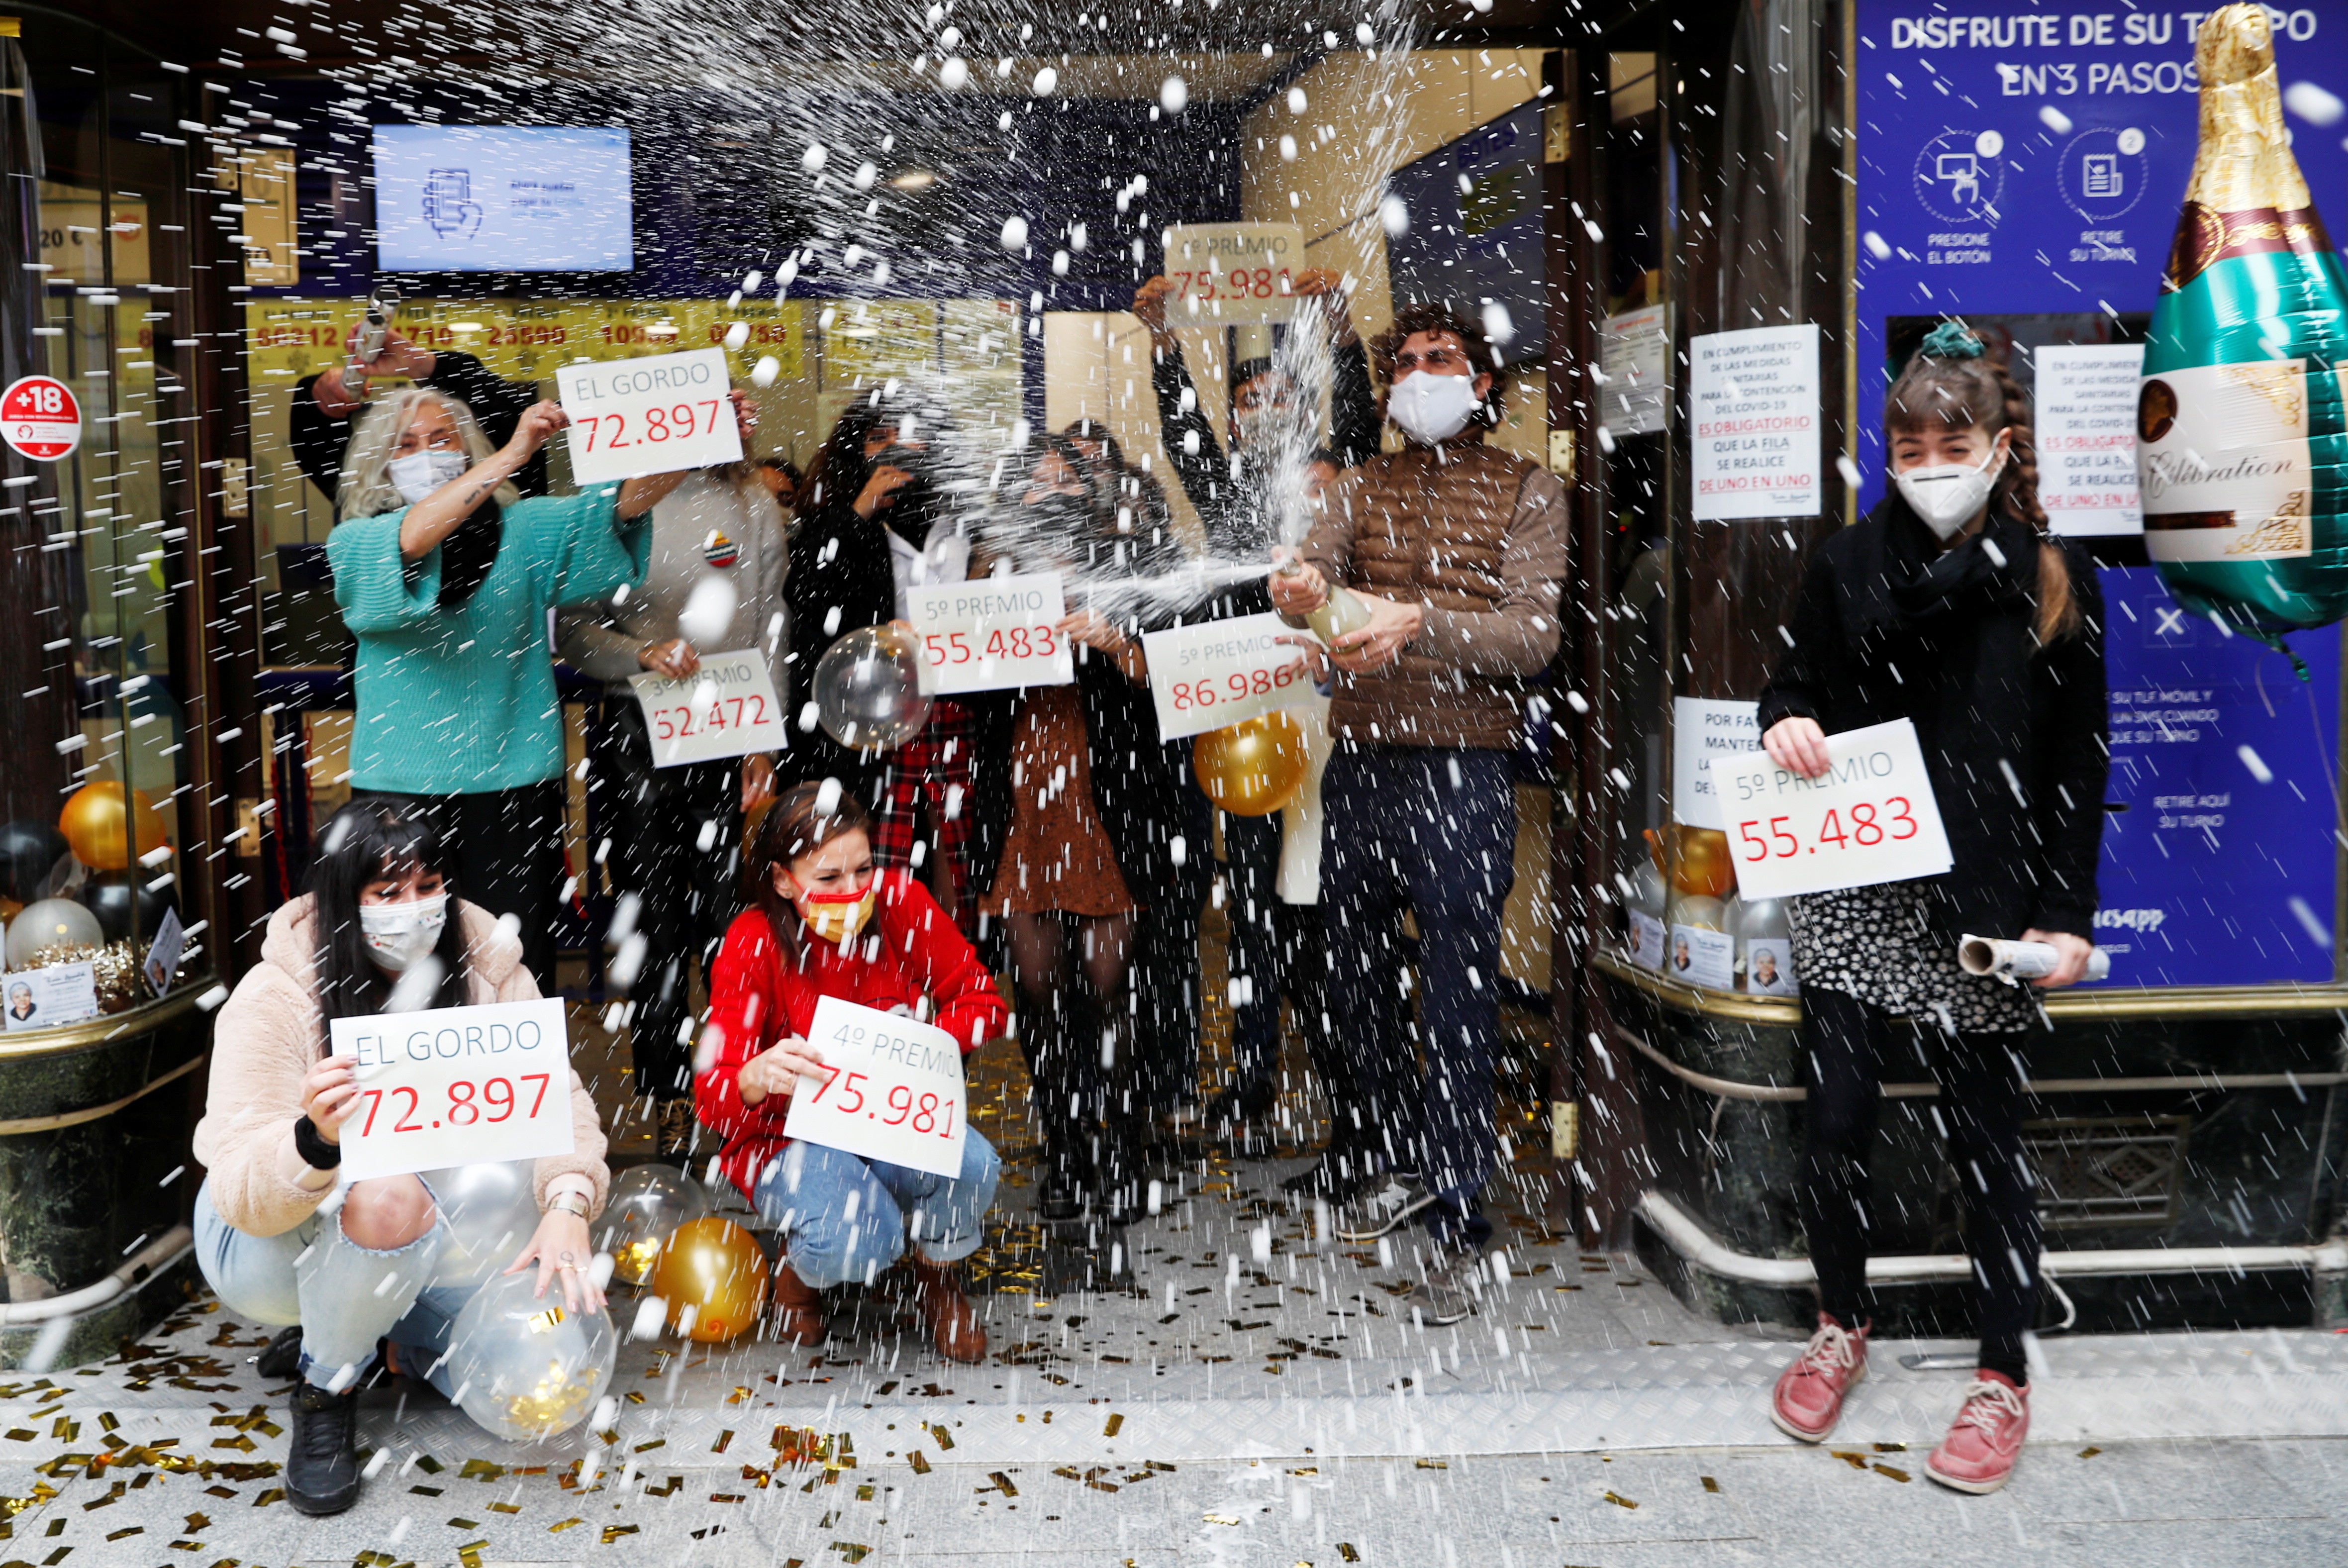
[694,872,1007,1200]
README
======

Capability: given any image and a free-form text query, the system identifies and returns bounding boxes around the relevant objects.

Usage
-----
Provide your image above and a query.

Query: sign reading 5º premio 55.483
[1717,720,1955,902]
[332,997,575,1180]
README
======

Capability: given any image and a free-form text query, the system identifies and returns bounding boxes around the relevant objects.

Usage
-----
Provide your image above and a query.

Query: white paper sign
[1743,937,1799,996]
[1668,924,1738,990]
[907,573,1074,694]
[334,998,576,1180]
[1159,223,1305,324]
[1716,719,1955,901]
[782,995,969,1179]
[1671,697,1762,829]
[2038,344,2145,537]
[1689,325,1820,521]
[627,649,791,767]
[142,906,186,997]
[2,962,99,1032]
[1142,612,1320,742]
[1628,909,1666,972]
[1601,304,1669,437]
[557,348,744,486]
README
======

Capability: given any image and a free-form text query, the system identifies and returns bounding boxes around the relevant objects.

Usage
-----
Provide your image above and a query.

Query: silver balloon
[596,1164,712,1285]
[1628,860,1668,918]
[812,625,933,751]
[1666,892,1728,932]
[424,1161,543,1288]
[444,1269,616,1441]
[1737,897,1792,940]
[5,898,102,968]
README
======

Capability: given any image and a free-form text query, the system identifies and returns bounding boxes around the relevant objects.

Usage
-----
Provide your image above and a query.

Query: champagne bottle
[1274,562,1374,644]
[2139,3,2348,634]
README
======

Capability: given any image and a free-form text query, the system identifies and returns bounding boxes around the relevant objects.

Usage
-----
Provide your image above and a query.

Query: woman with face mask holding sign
[329,389,697,990]
[695,783,1006,1361]
[1755,323,2107,1495]
[191,799,610,1516]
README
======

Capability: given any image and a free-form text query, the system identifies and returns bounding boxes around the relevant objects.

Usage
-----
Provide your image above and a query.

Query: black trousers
[589,704,742,1100]
[1797,985,2041,1381]
[361,781,567,993]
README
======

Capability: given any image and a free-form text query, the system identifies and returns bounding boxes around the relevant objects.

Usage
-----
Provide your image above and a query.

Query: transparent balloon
[444,1270,616,1442]
[423,1161,543,1289]
[596,1164,711,1286]
[5,898,102,967]
[812,625,933,752]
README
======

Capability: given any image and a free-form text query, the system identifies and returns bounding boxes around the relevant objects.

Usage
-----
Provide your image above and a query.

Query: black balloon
[0,822,70,906]
[76,875,174,943]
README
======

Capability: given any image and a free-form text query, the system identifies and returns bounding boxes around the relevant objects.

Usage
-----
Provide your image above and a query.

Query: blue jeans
[195,1177,475,1396]
[1321,746,1516,1250]
[752,1131,1000,1288]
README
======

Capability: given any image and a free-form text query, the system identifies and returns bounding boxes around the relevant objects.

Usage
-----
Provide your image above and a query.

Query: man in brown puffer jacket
[1270,301,1568,1326]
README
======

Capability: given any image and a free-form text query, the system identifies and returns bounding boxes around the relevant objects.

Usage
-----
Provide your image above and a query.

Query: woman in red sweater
[695,783,1006,1362]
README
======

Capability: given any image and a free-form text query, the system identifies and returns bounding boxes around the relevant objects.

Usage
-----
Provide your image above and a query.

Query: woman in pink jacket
[191,800,610,1516]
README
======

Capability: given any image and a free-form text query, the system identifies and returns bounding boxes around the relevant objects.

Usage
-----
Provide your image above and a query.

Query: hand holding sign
[1718,718,1954,901]
[781,996,968,1178]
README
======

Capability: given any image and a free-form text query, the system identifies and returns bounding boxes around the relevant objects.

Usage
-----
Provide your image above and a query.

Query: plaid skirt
[873,698,977,932]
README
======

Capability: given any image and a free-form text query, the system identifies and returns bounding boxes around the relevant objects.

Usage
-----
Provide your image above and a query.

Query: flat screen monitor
[372,125,634,273]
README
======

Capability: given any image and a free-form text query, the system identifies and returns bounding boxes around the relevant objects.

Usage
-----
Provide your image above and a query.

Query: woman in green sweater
[328,389,691,988]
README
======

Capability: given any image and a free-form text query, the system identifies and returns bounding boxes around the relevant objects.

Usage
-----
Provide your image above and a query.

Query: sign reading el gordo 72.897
[1715,719,1954,901]
[0,376,81,462]
[331,997,575,1180]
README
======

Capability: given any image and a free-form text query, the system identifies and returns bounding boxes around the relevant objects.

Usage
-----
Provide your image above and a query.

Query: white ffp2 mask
[1387,371,1482,445]
[388,450,468,505]
[1894,444,2006,539]
[360,892,449,973]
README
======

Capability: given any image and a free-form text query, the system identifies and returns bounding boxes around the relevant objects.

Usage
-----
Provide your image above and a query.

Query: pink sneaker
[1925,1372,2031,1494]
[1769,1314,1869,1442]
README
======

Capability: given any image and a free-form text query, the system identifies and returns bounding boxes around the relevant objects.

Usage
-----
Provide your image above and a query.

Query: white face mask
[1387,370,1482,445]
[360,892,448,973]
[388,449,468,505]
[1894,440,2006,540]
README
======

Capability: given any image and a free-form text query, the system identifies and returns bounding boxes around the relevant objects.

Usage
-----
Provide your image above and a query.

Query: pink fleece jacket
[192,895,611,1237]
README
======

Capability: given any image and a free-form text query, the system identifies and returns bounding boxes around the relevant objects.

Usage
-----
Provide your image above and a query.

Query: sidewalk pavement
[4,1139,2345,1568]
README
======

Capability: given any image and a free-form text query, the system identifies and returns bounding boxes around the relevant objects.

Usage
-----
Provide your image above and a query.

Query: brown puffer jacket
[1300,437,1569,749]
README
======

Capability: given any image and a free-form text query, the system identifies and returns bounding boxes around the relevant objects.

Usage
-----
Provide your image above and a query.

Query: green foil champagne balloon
[2139,4,2348,640]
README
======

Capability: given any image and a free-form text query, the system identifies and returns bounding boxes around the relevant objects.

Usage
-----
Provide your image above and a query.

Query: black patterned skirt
[1788,881,2044,1034]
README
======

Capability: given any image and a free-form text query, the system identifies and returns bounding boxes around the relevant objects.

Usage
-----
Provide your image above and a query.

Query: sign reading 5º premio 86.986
[332,997,575,1180]
[1716,719,1954,901]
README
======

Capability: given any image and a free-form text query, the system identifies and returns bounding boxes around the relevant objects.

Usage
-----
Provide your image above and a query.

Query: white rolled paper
[1957,933,2112,983]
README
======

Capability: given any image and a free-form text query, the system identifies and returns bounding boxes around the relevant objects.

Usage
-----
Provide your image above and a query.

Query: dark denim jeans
[1320,745,1516,1249]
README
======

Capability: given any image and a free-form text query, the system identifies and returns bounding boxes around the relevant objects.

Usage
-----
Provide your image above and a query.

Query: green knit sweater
[329,484,650,794]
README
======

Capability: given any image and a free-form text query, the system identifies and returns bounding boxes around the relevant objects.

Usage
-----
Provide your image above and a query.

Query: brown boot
[904,1256,986,1363]
[770,1259,828,1347]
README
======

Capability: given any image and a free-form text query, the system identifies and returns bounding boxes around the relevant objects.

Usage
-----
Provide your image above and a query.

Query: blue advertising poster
[1385,101,1548,359]
[2096,568,2340,986]
[1853,3,2348,987]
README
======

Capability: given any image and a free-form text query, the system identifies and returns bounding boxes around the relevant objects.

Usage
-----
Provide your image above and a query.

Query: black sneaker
[286,1381,362,1516]
[1332,1174,1438,1242]
[1200,1084,1276,1134]
[251,1325,302,1381]
[1281,1142,1376,1200]
[1036,1168,1082,1223]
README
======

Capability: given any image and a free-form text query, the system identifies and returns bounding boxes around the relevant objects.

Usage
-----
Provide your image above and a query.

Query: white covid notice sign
[906,573,1075,694]
[557,347,743,485]
[627,649,791,767]
[782,995,969,1178]
[1688,324,1820,521]
[1142,613,1320,742]
[334,997,575,1180]
[1671,696,1762,829]
[2039,343,2144,537]
[1715,719,1954,901]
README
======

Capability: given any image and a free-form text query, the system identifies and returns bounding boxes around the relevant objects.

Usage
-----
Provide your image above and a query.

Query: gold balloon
[59,784,170,873]
[649,1217,769,1343]
[1193,712,1310,817]
[1645,824,1737,899]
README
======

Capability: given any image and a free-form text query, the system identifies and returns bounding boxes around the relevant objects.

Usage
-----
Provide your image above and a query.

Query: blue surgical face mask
[388,449,468,504]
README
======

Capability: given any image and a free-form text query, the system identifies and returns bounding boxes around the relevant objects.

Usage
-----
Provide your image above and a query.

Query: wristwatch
[546,1191,591,1220]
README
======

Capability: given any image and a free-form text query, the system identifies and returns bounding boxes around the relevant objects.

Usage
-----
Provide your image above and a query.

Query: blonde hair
[337,388,520,522]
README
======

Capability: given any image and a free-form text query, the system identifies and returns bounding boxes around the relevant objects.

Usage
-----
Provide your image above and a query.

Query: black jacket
[1757,496,2108,940]
[775,497,902,799]
[290,351,548,508]
[965,649,1192,911]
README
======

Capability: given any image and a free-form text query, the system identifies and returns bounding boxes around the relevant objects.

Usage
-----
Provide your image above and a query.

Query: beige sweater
[192,896,611,1238]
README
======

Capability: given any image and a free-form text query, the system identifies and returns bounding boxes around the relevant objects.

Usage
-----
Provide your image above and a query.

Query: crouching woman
[190,799,610,1516]
[695,783,1005,1362]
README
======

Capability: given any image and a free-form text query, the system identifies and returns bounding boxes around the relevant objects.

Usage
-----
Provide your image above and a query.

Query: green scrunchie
[1918,321,1985,360]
